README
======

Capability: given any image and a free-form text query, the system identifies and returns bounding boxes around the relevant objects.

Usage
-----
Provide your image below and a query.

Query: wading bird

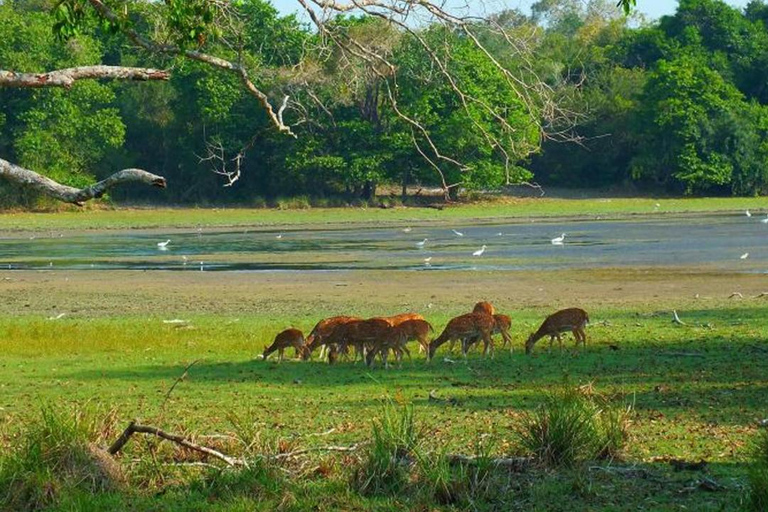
[452,229,464,237]
[473,245,487,257]
[157,239,171,249]
[551,233,566,245]
[416,238,428,247]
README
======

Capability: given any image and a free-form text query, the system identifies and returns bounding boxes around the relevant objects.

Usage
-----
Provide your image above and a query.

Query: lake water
[1,213,767,272]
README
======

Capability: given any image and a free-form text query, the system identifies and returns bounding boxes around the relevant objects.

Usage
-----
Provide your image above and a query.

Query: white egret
[551,233,566,244]
[182,255,188,266]
[746,210,752,217]
[200,261,204,271]
[761,215,768,224]
[416,238,428,247]
[741,253,749,260]
[403,227,412,233]
[424,257,432,266]
[472,245,487,257]
[157,239,171,249]
[451,229,464,237]
[276,233,283,239]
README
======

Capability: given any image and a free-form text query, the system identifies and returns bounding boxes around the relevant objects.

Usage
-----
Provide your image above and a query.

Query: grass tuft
[0,405,123,511]
[352,401,420,495]
[747,428,768,511]
[516,382,632,468]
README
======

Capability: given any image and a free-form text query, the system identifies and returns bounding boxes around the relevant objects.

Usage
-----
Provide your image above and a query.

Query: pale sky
[269,0,751,22]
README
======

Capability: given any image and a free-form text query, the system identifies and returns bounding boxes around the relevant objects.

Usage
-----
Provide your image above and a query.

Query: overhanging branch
[0,158,166,206]
[0,66,169,89]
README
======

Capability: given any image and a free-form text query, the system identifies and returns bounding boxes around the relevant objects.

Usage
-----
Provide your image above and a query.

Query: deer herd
[261,302,590,368]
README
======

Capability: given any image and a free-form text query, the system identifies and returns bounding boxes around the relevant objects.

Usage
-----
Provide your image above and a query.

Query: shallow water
[1,213,767,272]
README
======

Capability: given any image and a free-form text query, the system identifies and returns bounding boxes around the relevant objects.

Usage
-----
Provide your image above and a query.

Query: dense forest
[1,0,768,205]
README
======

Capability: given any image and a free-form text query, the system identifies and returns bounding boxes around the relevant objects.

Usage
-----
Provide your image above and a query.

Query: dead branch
[107,421,246,467]
[270,443,364,460]
[161,359,200,410]
[728,292,743,299]
[0,66,169,89]
[0,158,166,206]
[446,454,532,471]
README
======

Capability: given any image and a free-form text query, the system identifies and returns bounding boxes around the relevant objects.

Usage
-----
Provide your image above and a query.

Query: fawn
[262,328,307,362]
[305,315,362,360]
[463,313,513,355]
[525,308,589,355]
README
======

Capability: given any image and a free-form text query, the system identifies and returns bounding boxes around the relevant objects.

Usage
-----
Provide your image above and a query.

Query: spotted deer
[387,318,433,356]
[305,315,362,360]
[463,314,513,355]
[428,313,495,361]
[331,317,395,363]
[262,328,307,362]
[448,301,495,353]
[472,301,495,316]
[525,308,589,355]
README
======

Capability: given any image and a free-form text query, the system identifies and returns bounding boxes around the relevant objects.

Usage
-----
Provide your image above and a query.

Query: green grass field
[2,195,767,231]
[1,301,765,510]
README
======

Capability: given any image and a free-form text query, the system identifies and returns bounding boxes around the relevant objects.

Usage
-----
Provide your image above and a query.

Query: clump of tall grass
[747,428,768,511]
[0,405,123,510]
[274,196,311,210]
[516,383,632,468]
[352,402,420,495]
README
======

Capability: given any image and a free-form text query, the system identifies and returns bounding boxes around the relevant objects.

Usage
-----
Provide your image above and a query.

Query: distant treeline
[1,0,768,206]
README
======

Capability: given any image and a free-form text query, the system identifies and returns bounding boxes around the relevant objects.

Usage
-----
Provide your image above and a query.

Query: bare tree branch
[108,421,246,467]
[0,66,169,89]
[0,158,166,206]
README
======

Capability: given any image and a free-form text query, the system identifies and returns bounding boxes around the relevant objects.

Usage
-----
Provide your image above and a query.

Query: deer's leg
[278,348,284,362]
[483,331,494,359]
[556,333,563,352]
[548,335,555,353]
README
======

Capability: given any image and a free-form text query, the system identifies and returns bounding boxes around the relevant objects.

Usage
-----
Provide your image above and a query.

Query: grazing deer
[383,312,425,326]
[428,313,495,361]
[305,315,362,359]
[330,318,395,363]
[472,301,495,316]
[463,314,513,355]
[262,328,307,362]
[525,308,589,355]
[392,318,434,354]
[447,301,495,353]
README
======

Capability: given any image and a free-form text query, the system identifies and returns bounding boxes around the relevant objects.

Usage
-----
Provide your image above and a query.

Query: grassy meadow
[2,195,768,232]
[1,202,767,510]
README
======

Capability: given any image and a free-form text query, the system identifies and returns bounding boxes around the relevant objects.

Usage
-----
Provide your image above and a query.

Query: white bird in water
[416,238,428,247]
[741,252,749,260]
[182,255,188,266]
[746,210,752,217]
[496,232,503,236]
[451,229,464,237]
[157,239,171,250]
[761,215,768,224]
[551,233,566,244]
[424,257,432,266]
[276,233,283,239]
[472,245,487,257]
[199,261,204,271]
[403,227,412,233]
